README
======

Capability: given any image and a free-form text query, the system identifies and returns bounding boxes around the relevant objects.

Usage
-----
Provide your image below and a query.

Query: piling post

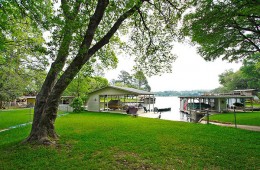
[233,107,237,128]
[206,109,209,124]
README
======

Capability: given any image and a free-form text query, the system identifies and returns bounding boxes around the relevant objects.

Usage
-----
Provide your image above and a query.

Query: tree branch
[49,0,109,97]
[230,23,260,35]
[88,2,143,56]
[164,0,180,11]
[235,26,260,52]
[137,9,153,52]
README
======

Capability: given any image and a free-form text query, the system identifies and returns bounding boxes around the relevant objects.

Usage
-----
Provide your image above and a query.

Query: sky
[105,42,242,92]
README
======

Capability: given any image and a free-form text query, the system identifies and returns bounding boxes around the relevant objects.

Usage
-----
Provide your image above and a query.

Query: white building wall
[87,94,100,112]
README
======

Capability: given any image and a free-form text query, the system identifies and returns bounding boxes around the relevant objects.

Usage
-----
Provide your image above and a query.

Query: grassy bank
[0,111,259,169]
[207,111,260,126]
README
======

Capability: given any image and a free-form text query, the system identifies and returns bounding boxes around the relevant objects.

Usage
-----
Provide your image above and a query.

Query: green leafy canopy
[182,0,260,62]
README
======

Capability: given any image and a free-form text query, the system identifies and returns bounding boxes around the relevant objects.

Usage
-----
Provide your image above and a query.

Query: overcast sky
[104,42,242,92]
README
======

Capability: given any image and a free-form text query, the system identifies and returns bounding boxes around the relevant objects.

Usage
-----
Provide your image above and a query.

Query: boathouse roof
[88,85,154,95]
[179,95,254,99]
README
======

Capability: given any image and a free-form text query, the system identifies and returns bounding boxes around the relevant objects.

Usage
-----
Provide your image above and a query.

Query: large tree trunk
[24,0,141,145]
[25,0,110,145]
[25,92,60,145]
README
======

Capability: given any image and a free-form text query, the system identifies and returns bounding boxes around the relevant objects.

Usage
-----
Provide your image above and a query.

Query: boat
[154,107,171,113]
[142,97,156,104]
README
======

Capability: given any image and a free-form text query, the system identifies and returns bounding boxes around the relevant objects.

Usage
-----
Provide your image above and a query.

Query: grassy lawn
[0,111,260,169]
[207,112,260,126]
[0,109,67,130]
[0,108,34,130]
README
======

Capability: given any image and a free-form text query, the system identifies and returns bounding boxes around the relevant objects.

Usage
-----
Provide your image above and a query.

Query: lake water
[141,96,190,122]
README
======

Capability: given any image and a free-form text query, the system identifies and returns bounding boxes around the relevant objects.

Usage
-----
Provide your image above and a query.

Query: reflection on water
[143,96,192,122]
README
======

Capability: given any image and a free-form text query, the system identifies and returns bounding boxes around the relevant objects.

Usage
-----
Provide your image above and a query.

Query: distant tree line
[155,90,209,97]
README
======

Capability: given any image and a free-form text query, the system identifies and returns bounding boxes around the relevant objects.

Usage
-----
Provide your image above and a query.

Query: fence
[58,104,73,112]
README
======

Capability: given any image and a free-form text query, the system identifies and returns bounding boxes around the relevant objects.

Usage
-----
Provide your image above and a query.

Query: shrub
[70,97,83,112]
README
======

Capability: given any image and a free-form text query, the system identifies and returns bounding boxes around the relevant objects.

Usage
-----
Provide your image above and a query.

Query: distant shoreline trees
[154,90,209,97]
[111,70,151,92]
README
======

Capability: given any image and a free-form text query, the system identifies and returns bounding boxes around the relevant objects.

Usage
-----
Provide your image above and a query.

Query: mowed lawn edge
[207,111,260,126]
[0,111,259,169]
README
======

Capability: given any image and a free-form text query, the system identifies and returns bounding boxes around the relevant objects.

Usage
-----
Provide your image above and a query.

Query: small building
[87,86,155,112]
[15,96,36,107]
[26,96,37,107]
[14,96,74,111]
[21,96,74,108]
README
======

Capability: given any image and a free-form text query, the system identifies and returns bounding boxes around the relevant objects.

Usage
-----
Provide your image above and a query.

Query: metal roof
[89,85,154,95]
[179,95,254,99]
[233,89,257,92]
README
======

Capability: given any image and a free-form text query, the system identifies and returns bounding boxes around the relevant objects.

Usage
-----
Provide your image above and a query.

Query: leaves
[182,0,260,61]
[1,0,190,105]
[216,53,260,92]
[0,0,49,101]
[111,70,151,91]
[63,75,109,99]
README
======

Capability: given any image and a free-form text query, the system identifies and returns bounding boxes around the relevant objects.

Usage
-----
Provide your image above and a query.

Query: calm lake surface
[143,96,190,122]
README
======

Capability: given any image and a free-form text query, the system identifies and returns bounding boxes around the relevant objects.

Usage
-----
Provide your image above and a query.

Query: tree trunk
[24,0,141,145]
[25,93,60,145]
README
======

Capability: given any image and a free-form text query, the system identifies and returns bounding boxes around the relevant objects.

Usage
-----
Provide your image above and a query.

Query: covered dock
[87,86,155,113]
[179,94,254,113]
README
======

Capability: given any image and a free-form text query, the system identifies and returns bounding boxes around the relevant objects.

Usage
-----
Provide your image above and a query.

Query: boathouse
[179,94,254,113]
[87,86,155,112]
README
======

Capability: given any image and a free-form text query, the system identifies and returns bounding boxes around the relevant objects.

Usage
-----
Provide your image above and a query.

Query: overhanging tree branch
[237,29,260,52]
[137,9,153,52]
[88,2,143,56]
[230,22,260,35]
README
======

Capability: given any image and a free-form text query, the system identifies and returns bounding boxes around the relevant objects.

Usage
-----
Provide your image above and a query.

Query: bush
[70,97,83,112]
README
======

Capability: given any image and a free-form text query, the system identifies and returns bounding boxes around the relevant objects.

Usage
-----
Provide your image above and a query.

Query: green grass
[0,111,260,169]
[245,101,260,107]
[0,109,66,130]
[207,112,260,126]
[0,108,34,130]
